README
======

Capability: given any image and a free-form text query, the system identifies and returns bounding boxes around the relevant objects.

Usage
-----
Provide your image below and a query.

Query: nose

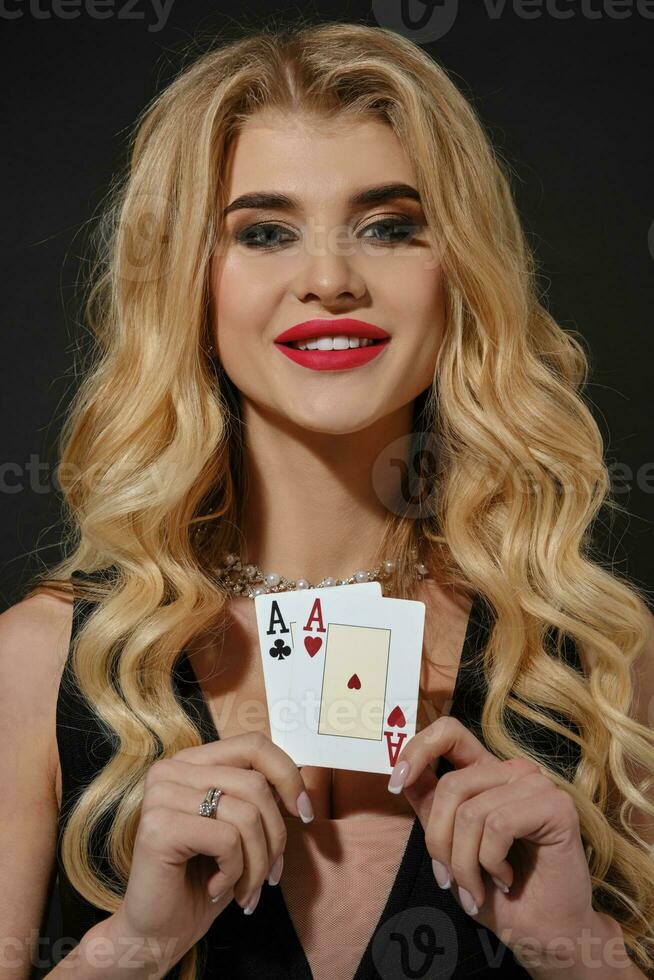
[291,228,367,306]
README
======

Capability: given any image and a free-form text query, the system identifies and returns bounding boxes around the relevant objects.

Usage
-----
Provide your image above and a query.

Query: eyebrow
[221,182,422,218]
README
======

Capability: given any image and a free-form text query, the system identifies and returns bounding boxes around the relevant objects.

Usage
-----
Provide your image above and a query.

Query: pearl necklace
[214,551,430,599]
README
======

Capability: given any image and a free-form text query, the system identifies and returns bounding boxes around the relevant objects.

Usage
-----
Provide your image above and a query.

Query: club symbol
[269,639,291,661]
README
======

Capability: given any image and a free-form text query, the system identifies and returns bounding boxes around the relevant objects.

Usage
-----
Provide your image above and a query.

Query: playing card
[284,590,425,774]
[254,583,382,748]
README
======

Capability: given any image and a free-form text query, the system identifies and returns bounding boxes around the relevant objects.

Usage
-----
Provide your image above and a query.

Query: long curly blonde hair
[26,17,654,979]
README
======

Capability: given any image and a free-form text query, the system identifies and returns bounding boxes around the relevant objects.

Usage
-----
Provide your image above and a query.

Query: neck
[236,397,418,584]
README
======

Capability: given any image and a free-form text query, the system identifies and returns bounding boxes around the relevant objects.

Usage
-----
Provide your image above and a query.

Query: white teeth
[289,336,378,351]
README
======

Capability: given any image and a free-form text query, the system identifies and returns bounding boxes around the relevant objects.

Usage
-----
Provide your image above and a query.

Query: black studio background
[1,0,653,964]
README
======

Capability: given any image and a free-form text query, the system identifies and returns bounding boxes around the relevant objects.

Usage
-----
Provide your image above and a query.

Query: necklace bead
[213,552,428,599]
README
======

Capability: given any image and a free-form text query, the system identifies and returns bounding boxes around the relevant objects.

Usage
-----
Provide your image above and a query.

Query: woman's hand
[387,715,612,965]
[111,731,313,969]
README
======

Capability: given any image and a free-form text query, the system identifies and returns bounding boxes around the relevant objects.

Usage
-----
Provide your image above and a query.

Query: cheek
[416,261,445,313]
[396,267,445,350]
[211,257,273,348]
[394,274,445,391]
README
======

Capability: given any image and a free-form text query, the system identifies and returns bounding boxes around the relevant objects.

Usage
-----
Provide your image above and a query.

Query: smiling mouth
[274,335,390,373]
[278,337,385,351]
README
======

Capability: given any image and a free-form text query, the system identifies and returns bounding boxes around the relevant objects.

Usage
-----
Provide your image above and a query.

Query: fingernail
[457,886,479,916]
[243,886,262,915]
[296,790,314,823]
[387,760,410,794]
[492,876,510,893]
[268,854,284,886]
[432,859,451,889]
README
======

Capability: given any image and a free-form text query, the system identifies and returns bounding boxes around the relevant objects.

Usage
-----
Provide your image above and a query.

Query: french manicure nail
[457,886,479,916]
[387,760,410,794]
[296,790,314,823]
[243,886,262,915]
[268,854,284,886]
[432,859,451,889]
[492,876,510,893]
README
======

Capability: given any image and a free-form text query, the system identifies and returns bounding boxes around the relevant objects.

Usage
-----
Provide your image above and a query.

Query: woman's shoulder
[0,586,75,684]
[0,587,75,807]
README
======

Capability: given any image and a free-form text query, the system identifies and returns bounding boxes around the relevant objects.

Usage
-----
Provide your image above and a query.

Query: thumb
[399,763,438,831]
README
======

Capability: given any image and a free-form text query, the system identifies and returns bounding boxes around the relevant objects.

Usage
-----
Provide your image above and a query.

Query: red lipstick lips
[273,318,390,372]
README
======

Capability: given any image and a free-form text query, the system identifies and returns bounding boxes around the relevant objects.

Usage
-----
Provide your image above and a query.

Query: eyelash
[234,215,422,250]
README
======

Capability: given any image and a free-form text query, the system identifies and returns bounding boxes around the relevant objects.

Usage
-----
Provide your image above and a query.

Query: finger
[401,764,439,830]
[172,731,314,822]
[390,716,497,794]
[135,804,244,899]
[142,773,275,906]
[426,757,538,887]
[477,777,578,879]
[449,767,545,908]
[149,760,287,866]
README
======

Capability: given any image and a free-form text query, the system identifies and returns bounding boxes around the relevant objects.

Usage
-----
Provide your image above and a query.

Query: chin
[283,405,384,436]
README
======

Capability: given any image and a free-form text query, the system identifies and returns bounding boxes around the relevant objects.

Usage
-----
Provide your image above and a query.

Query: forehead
[222,111,415,203]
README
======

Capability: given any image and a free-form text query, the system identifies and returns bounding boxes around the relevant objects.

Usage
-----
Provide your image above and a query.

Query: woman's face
[210,110,445,434]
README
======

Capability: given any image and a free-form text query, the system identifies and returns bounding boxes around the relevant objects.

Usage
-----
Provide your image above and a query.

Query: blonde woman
[2,18,653,980]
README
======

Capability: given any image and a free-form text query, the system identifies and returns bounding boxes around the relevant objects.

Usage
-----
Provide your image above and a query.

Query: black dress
[55,570,584,978]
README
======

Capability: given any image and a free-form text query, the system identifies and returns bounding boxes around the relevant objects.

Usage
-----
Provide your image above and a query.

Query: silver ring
[198,786,224,819]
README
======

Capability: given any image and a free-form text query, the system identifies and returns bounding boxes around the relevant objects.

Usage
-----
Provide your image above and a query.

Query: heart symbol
[387,705,406,727]
[305,636,322,657]
[347,673,361,690]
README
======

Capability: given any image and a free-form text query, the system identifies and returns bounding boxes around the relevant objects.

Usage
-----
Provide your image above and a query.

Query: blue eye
[234,217,421,250]
[235,222,292,248]
[235,223,296,249]
[360,218,420,244]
